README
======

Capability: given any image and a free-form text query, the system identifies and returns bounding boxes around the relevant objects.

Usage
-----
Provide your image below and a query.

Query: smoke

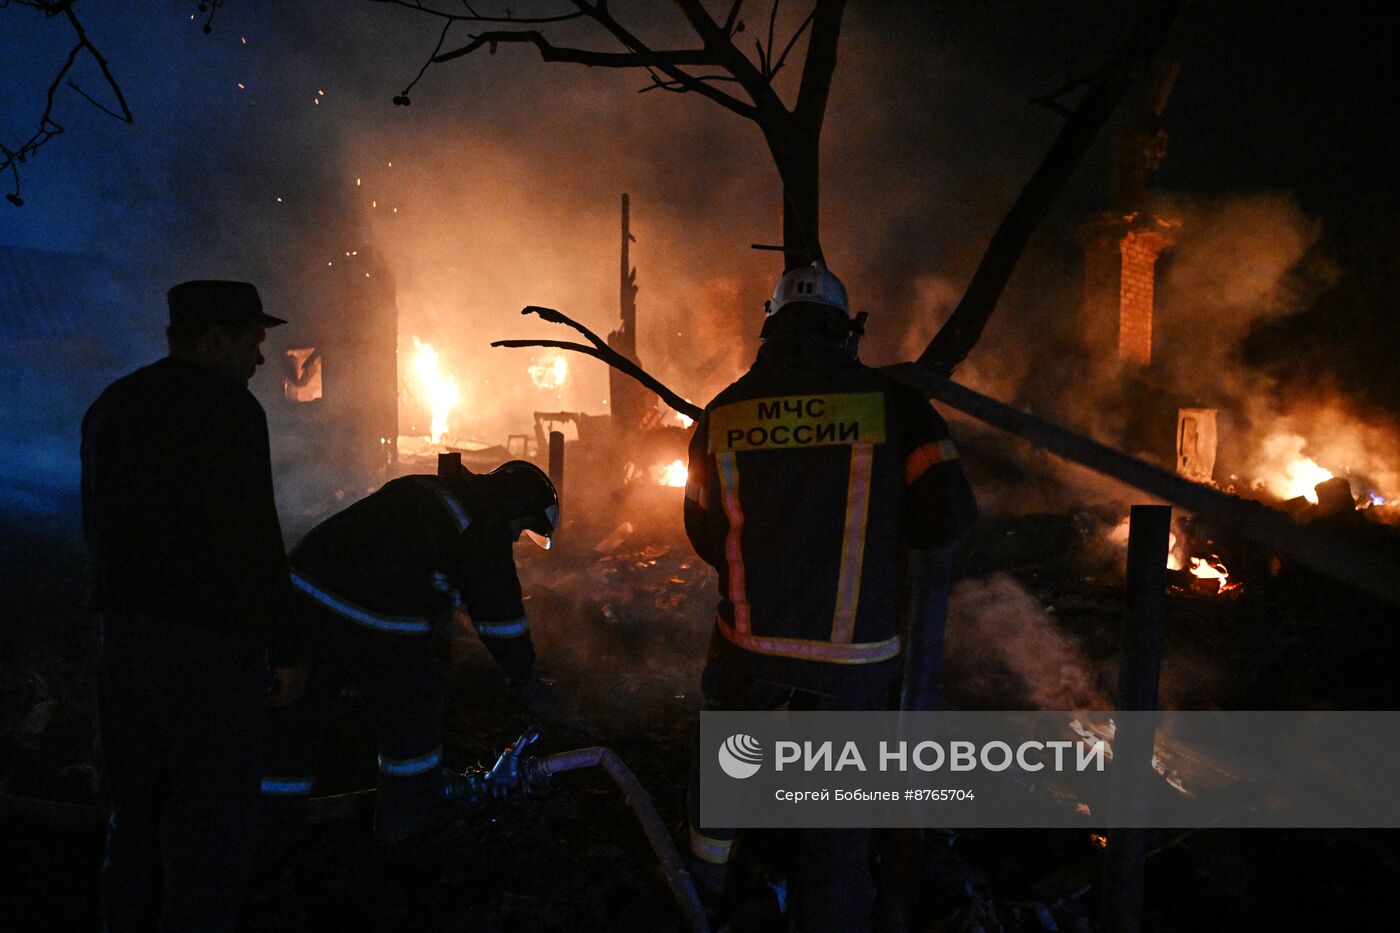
[944,573,1109,711]
[1152,192,1324,401]
[7,2,1397,532]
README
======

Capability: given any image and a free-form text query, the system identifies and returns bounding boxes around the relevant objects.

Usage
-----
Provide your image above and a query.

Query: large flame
[1255,433,1334,503]
[529,353,569,391]
[410,337,460,443]
[657,459,688,488]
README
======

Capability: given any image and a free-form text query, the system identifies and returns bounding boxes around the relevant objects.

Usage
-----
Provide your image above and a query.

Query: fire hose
[440,727,710,933]
[1,729,710,933]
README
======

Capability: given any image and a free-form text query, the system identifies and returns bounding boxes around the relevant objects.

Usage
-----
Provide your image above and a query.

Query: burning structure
[267,246,399,530]
[6,3,1400,932]
[392,193,693,514]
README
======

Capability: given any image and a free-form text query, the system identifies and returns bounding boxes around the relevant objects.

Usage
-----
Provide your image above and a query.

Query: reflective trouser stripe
[830,443,873,644]
[291,572,433,634]
[717,451,751,633]
[378,747,442,777]
[905,438,960,485]
[716,615,901,665]
[260,777,314,795]
[475,617,528,638]
[689,827,735,865]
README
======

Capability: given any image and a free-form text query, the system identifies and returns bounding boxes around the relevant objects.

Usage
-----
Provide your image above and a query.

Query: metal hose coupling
[440,726,549,804]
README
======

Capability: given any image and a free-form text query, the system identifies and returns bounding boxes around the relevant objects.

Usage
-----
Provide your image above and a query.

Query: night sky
[3,1,1398,515]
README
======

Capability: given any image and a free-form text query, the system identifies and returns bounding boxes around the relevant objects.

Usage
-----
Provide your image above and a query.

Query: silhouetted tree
[380,0,844,273]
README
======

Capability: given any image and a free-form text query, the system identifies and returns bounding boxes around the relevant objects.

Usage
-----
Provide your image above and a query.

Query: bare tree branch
[434,30,710,68]
[400,18,455,98]
[767,4,815,81]
[766,0,779,78]
[721,0,744,36]
[371,0,587,25]
[671,0,774,108]
[196,0,225,34]
[380,0,839,260]
[65,78,127,120]
[1,1,135,206]
[62,6,133,122]
[639,72,741,95]
[580,0,760,118]
[491,306,703,420]
[792,0,842,125]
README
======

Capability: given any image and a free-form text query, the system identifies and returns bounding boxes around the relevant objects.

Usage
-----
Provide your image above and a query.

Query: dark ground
[4,491,1400,932]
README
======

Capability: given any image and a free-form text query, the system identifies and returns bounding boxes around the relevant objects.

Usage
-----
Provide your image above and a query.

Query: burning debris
[654,459,688,489]
[1103,514,1241,597]
[528,353,570,392]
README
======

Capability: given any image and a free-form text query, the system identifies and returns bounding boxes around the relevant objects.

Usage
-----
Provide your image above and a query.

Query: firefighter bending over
[683,262,978,931]
[262,457,559,847]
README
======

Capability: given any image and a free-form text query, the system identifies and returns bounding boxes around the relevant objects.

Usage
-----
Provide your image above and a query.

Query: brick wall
[1117,229,1166,365]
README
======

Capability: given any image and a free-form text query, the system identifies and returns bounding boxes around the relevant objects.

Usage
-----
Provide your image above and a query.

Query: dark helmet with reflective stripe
[485,460,559,549]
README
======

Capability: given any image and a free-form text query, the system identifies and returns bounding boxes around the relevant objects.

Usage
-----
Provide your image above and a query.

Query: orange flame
[1255,433,1334,503]
[1188,556,1232,593]
[410,337,460,443]
[657,459,688,488]
[529,354,569,391]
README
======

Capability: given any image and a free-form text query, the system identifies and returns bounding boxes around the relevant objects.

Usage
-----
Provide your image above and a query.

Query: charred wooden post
[437,451,463,476]
[1101,504,1171,933]
[606,194,653,436]
[548,430,565,528]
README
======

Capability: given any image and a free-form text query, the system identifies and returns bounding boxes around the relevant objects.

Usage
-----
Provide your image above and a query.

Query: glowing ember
[657,459,688,488]
[410,337,460,443]
[529,354,569,391]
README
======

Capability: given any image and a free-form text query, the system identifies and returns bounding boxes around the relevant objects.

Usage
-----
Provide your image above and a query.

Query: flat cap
[167,280,287,329]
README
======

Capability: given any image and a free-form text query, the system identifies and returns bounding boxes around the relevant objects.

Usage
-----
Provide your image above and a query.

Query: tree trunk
[768,117,823,273]
[782,150,822,272]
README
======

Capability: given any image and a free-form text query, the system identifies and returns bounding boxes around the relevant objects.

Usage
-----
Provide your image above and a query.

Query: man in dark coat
[683,262,978,932]
[81,280,305,932]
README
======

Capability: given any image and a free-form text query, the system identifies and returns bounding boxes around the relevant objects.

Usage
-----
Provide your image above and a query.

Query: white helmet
[765,261,849,319]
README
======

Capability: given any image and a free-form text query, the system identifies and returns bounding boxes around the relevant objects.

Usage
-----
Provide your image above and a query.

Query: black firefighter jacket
[289,475,536,683]
[684,333,977,700]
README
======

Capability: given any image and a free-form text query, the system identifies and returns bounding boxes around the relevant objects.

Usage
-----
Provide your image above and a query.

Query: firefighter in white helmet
[682,261,977,931]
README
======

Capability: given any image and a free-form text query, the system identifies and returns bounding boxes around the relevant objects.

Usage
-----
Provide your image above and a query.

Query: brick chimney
[1081,63,1181,368]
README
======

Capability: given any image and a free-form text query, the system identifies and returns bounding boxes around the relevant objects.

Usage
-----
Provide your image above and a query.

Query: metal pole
[1102,504,1170,933]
